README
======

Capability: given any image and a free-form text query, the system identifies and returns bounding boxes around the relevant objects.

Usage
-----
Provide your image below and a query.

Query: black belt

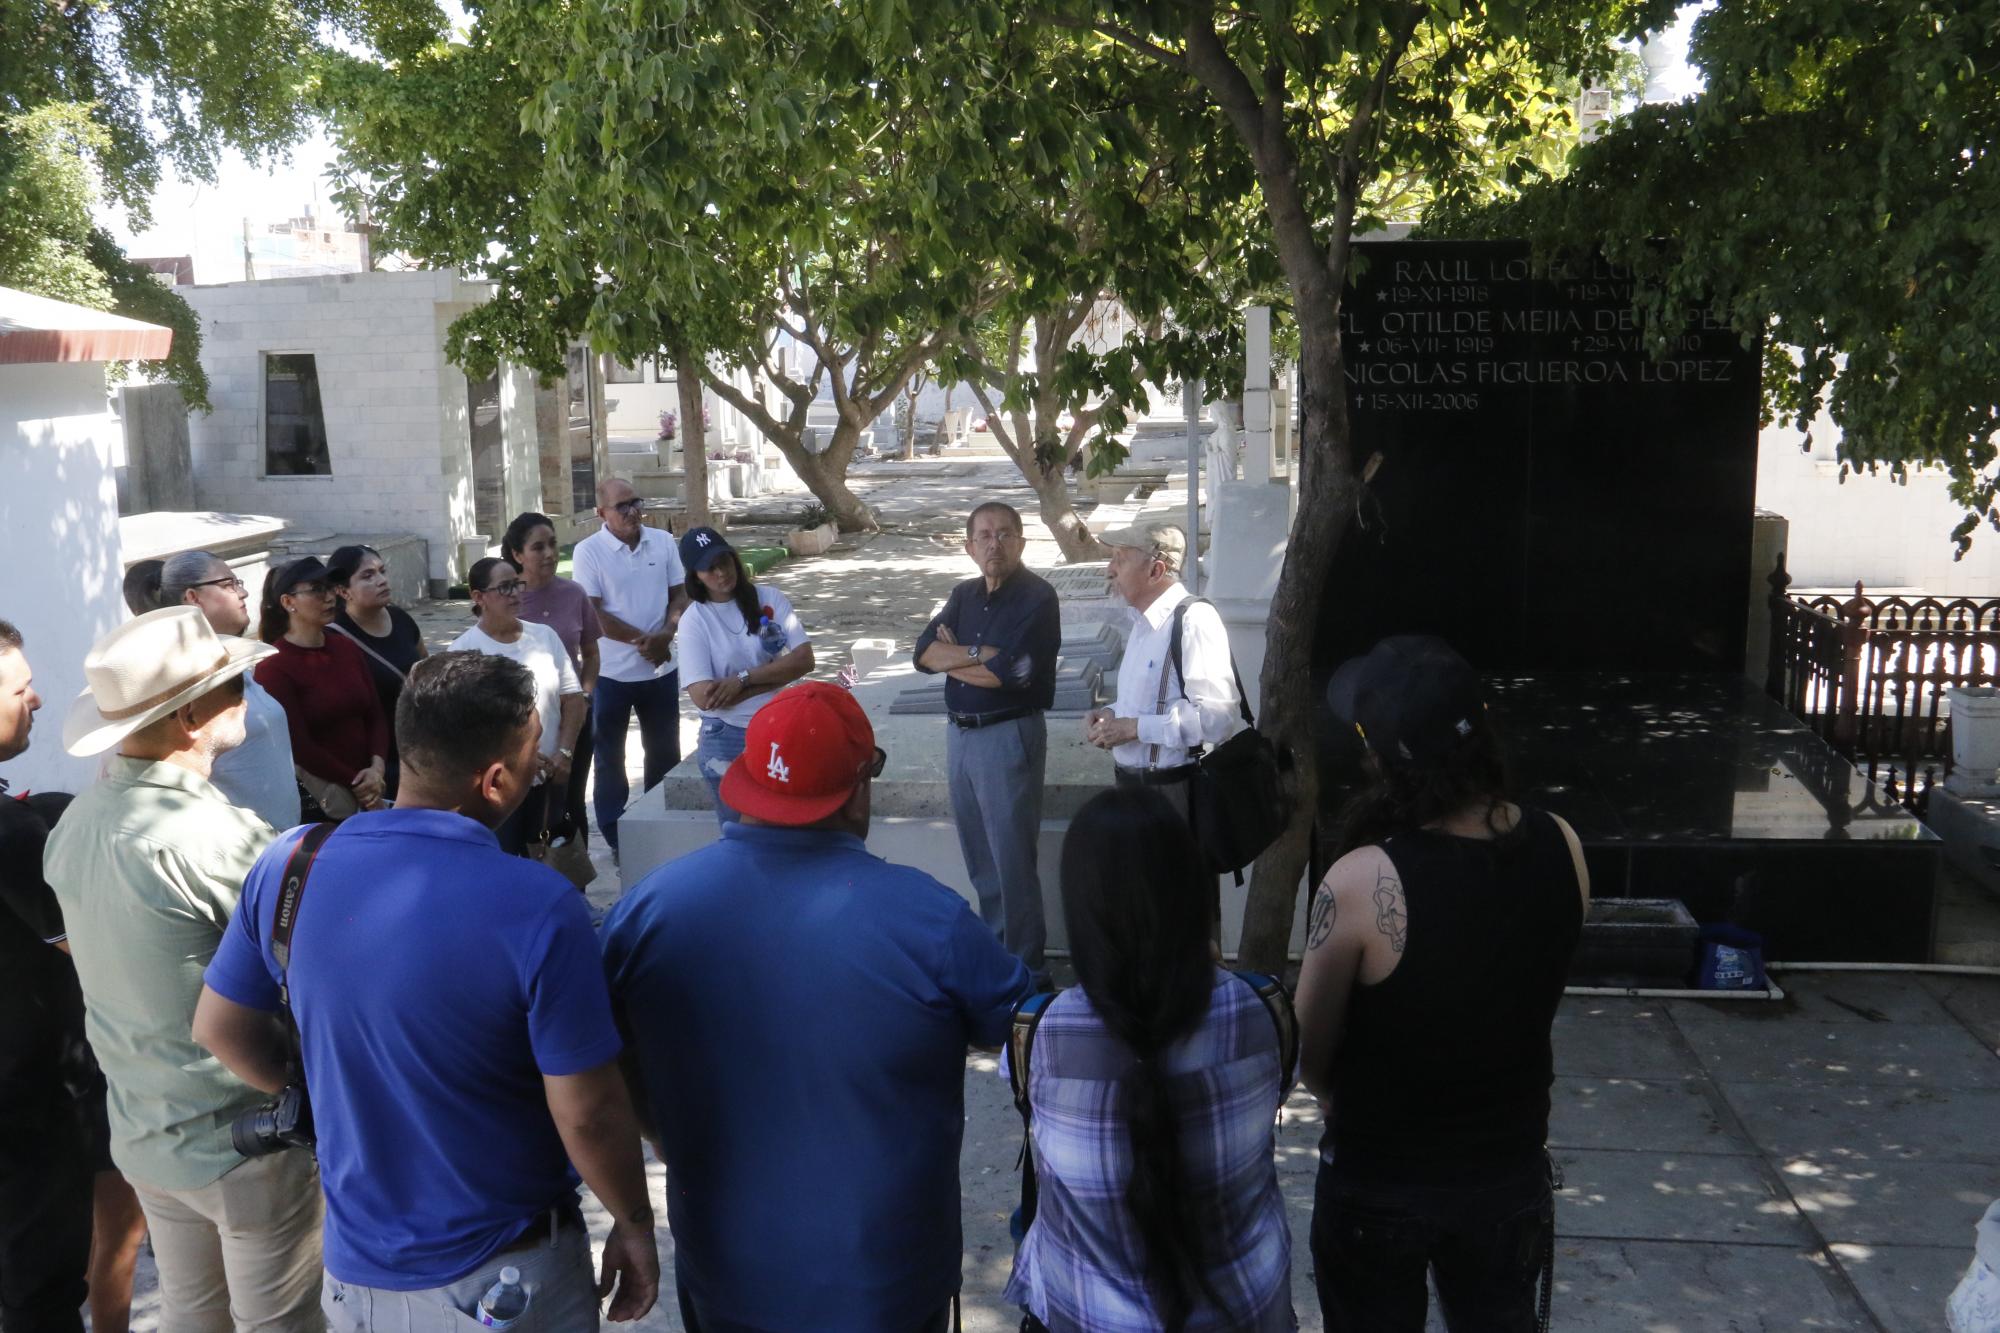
[502,1199,583,1252]
[1115,763,1198,786]
[950,706,1035,730]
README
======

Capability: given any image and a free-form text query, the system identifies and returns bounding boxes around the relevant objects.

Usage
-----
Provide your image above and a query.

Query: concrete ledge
[1930,787,2000,898]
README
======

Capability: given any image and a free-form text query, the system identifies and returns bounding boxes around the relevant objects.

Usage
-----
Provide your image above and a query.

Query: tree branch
[1031,9,1188,71]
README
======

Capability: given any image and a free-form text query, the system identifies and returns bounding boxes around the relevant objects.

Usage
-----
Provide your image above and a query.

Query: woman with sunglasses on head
[1007,784,1296,1333]
[449,557,587,856]
[500,512,601,855]
[254,556,390,819]
[326,544,427,797]
[672,526,814,823]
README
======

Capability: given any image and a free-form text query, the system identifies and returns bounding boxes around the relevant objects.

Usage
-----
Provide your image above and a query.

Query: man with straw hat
[43,607,322,1332]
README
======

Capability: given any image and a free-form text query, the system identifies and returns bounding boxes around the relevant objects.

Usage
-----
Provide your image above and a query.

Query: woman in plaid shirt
[1005,787,1297,1333]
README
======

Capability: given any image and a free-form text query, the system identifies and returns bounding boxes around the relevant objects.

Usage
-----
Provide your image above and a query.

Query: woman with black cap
[1296,635,1589,1333]
[254,556,390,819]
[674,526,814,821]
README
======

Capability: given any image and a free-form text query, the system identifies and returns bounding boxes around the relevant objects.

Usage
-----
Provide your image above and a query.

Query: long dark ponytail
[1060,786,1225,1332]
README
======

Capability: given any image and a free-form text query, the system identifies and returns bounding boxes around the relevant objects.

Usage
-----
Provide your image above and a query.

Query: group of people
[0,483,1590,1333]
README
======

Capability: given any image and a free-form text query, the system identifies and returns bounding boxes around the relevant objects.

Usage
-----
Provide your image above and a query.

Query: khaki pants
[322,1212,598,1332]
[129,1149,323,1333]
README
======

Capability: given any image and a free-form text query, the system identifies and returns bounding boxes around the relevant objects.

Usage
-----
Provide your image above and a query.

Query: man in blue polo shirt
[912,500,1061,983]
[194,651,659,1330]
[603,681,1032,1333]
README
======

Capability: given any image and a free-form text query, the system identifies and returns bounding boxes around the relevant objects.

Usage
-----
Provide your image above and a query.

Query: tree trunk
[1235,274,1359,974]
[1027,461,1105,563]
[669,342,710,527]
[901,380,919,460]
[790,418,880,532]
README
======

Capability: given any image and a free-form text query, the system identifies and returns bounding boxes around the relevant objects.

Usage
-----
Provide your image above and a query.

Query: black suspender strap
[271,822,336,1006]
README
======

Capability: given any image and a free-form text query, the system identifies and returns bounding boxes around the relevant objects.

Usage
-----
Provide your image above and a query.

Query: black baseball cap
[1326,635,1485,770]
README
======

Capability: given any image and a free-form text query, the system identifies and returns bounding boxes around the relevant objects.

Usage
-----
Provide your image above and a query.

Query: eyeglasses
[479,579,525,596]
[188,576,247,594]
[864,746,887,779]
[285,581,334,599]
[608,498,645,515]
[968,531,1021,548]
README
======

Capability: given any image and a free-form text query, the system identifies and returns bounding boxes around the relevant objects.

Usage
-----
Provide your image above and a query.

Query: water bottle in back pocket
[477,1266,528,1328]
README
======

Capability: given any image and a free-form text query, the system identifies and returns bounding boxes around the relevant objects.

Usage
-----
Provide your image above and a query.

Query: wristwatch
[966,643,979,659]
[737,668,752,686]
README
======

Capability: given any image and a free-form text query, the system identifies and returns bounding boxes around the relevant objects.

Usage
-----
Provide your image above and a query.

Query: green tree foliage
[1495,0,2000,551]
[0,105,207,406]
[1018,0,1674,970]
[0,0,436,404]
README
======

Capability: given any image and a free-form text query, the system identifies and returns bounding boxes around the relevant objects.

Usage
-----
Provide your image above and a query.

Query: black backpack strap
[1166,597,1256,729]
[270,822,336,1007]
[1230,968,1300,1089]
[1007,989,1058,1119]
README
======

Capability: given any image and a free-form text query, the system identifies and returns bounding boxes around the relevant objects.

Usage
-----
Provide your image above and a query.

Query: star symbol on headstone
[1356,339,1371,353]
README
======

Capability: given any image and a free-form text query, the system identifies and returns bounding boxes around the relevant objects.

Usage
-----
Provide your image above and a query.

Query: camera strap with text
[271,822,336,1007]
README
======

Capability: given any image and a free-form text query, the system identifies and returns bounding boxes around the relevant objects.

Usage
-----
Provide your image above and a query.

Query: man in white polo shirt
[571,478,690,855]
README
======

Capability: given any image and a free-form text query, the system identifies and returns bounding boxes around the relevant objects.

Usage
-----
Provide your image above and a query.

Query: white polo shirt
[571,525,686,683]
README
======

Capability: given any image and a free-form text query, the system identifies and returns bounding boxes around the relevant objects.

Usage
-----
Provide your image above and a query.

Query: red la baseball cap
[720,682,878,825]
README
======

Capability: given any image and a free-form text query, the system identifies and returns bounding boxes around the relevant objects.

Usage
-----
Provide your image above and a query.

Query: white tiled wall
[183,270,512,583]
[1756,415,2000,597]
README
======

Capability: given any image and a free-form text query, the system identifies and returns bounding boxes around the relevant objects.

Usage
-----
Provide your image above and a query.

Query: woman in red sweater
[254,556,390,819]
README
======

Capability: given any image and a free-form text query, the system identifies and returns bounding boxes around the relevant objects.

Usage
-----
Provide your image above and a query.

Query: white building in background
[0,287,169,794]
[180,269,611,593]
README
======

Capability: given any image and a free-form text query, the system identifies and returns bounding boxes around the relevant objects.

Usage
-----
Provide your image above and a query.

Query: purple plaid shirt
[1004,969,1296,1332]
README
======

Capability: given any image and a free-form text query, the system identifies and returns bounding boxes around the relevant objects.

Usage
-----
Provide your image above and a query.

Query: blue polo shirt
[602,823,1033,1332]
[204,809,623,1290]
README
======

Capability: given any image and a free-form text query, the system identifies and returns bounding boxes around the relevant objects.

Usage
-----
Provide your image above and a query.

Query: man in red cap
[602,682,1033,1333]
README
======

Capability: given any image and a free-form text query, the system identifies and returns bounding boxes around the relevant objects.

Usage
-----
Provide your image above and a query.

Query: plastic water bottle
[757,612,787,659]
[476,1266,528,1328]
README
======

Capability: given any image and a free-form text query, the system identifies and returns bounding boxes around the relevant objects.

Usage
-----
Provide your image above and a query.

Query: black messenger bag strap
[1166,597,1257,732]
[271,822,337,1006]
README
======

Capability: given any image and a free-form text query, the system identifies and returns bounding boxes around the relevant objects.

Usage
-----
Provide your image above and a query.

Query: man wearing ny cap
[603,682,1033,1333]
[1086,522,1242,818]
[913,500,1061,980]
[42,608,323,1332]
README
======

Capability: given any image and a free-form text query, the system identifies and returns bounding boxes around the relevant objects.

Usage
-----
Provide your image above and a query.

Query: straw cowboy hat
[64,606,274,757]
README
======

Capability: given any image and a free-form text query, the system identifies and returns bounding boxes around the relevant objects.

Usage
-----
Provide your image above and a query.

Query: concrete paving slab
[1553,1001,1705,1079]
[1828,1242,1970,1332]
[1722,1083,2000,1164]
[1924,974,2000,1054]
[1553,1149,1812,1244]
[1678,1015,2000,1088]
[1548,1076,1757,1156]
[1672,973,1958,1026]
[1551,1239,1871,1331]
[1776,1157,2000,1247]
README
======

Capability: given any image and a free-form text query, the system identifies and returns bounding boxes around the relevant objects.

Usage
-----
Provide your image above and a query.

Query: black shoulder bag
[1167,599,1292,881]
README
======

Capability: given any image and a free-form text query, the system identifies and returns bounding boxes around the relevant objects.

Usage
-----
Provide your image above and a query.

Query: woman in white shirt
[675,526,815,822]
[448,557,586,855]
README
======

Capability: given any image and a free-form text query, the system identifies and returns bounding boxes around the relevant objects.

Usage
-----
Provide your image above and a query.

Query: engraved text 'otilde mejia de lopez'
[1341,250,1740,414]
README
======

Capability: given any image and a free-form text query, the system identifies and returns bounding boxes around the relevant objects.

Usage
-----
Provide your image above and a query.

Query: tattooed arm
[1294,844,1404,1102]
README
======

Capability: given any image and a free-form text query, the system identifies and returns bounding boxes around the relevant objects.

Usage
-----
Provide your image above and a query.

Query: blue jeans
[591,672,681,851]
[695,718,747,825]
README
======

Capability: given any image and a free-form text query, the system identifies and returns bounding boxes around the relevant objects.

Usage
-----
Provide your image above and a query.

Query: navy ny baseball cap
[679,526,734,573]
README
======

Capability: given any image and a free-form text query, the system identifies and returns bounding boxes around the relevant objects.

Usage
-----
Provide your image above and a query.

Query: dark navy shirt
[204,810,623,1289]
[602,823,1033,1332]
[912,569,1061,715]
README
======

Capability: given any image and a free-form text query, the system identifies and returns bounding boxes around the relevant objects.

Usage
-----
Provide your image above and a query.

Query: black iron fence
[1764,553,2000,814]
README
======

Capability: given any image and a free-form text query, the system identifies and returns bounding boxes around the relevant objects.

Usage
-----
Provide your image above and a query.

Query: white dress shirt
[1109,582,1242,771]
[571,525,686,683]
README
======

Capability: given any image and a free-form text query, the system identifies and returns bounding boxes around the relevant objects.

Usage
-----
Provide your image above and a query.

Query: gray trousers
[321,1211,597,1332]
[947,711,1048,978]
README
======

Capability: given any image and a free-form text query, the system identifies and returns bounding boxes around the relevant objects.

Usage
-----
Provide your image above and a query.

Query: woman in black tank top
[1295,636,1588,1333]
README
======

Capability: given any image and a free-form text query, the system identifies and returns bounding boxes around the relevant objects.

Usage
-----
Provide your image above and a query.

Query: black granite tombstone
[1320,240,1761,674]
[1311,241,1939,963]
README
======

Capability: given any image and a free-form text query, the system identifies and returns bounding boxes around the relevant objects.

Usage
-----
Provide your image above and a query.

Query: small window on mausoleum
[264,353,332,476]
[604,355,649,384]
